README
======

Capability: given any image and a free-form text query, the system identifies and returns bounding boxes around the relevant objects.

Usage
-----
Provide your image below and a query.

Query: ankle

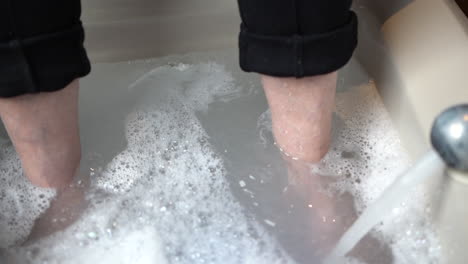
[0,80,81,188]
[18,141,81,188]
[261,73,337,162]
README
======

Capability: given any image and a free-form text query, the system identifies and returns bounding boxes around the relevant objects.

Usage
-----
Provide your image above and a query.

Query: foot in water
[24,172,89,245]
[284,158,394,263]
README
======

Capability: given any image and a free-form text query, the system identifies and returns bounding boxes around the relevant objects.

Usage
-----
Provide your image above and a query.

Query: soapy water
[252,76,442,263]
[0,144,56,247]
[0,51,441,263]
[325,150,445,262]
[334,89,442,263]
[0,56,293,264]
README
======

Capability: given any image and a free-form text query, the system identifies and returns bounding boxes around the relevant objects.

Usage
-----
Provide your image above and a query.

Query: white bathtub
[81,0,468,262]
[0,0,466,262]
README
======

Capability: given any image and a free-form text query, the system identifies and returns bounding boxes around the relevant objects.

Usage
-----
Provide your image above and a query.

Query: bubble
[239,180,247,188]
[0,142,56,248]
[0,56,292,264]
[310,82,440,263]
[1,51,442,264]
[264,219,276,227]
[256,72,441,262]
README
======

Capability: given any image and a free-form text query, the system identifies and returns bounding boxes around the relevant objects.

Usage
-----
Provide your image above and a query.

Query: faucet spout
[431,104,468,172]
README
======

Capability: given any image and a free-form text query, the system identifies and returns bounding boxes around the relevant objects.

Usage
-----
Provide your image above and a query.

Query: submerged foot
[284,158,350,256]
[285,159,394,263]
[24,174,89,245]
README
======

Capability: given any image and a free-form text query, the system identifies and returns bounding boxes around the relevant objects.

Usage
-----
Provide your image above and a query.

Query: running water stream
[325,150,445,262]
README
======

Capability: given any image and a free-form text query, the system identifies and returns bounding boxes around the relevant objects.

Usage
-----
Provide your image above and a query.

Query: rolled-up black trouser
[0,1,357,98]
[0,0,90,98]
[238,0,358,77]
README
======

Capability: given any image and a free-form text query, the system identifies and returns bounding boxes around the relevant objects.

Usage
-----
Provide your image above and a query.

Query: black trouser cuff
[0,23,91,98]
[239,12,358,78]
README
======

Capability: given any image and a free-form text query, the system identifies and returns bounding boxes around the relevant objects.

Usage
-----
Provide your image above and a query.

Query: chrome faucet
[431,104,468,172]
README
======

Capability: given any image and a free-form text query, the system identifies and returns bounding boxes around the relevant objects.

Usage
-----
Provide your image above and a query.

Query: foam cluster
[95,62,291,264]
[311,82,441,263]
[3,61,293,264]
[256,80,441,263]
[0,51,442,264]
[0,141,56,248]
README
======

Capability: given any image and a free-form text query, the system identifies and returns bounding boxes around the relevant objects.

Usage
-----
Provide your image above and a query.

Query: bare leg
[0,80,81,189]
[262,72,336,163]
[0,80,88,243]
[263,73,341,255]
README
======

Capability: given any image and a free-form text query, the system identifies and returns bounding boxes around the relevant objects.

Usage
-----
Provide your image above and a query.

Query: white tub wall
[381,0,468,159]
[352,0,428,163]
[0,1,463,263]
[81,0,239,63]
[355,0,412,23]
[80,2,468,264]
[380,1,468,263]
[80,0,417,63]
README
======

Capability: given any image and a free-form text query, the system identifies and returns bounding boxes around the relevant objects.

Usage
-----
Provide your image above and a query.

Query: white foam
[311,83,441,263]
[3,60,294,264]
[0,52,442,264]
[95,62,292,263]
[0,142,56,248]
[255,79,441,263]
